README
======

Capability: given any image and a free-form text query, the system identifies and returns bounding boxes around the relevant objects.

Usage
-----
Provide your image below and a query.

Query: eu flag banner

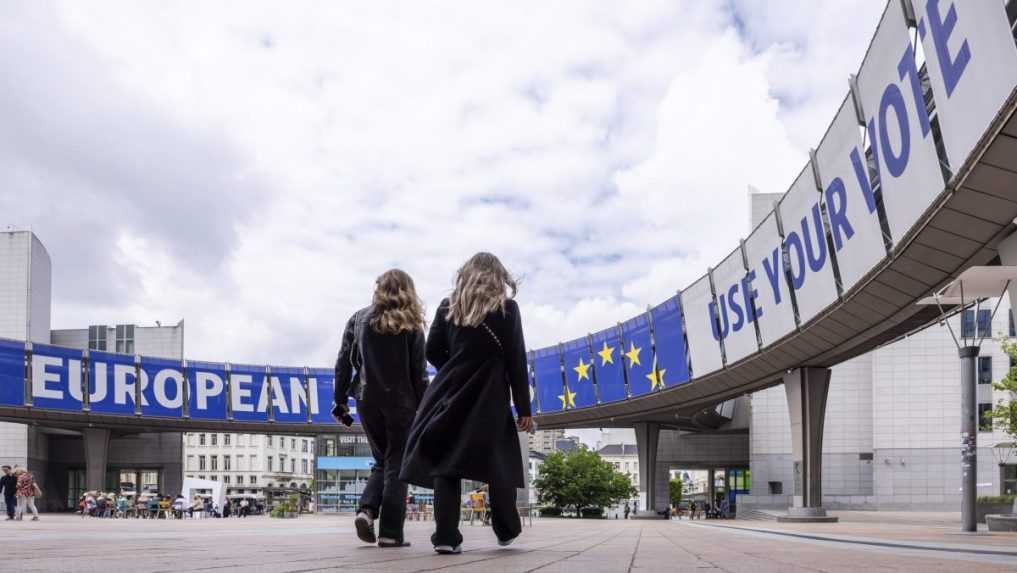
[139,356,184,418]
[308,367,337,425]
[589,325,626,402]
[0,340,23,406]
[86,349,136,416]
[187,360,228,420]
[31,343,85,413]
[270,366,308,424]
[532,346,564,413]
[562,337,597,408]
[228,363,270,422]
[620,314,658,396]
[649,297,691,387]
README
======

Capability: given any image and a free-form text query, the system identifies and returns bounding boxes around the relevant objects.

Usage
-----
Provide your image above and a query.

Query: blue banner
[308,368,339,425]
[0,340,23,406]
[270,366,309,424]
[87,350,138,415]
[31,344,85,412]
[589,325,627,402]
[620,314,658,396]
[532,346,564,413]
[139,356,184,418]
[650,296,691,386]
[229,363,270,422]
[562,337,597,409]
[187,360,227,420]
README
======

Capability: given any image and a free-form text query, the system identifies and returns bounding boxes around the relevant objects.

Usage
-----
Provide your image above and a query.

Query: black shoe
[354,511,377,544]
[378,537,411,548]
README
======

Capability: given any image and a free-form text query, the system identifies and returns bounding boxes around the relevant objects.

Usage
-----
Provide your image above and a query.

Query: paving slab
[5,514,1017,572]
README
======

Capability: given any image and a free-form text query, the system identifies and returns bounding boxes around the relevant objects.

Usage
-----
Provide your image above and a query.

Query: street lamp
[918,266,1017,532]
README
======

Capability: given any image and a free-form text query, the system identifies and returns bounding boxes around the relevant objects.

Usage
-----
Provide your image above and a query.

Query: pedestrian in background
[13,467,39,521]
[334,269,428,548]
[401,252,533,555]
[0,466,16,521]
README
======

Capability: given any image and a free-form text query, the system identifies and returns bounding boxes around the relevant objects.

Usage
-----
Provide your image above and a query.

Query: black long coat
[400,298,531,489]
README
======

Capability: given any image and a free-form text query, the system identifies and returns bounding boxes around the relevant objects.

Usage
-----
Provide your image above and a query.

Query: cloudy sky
[2,1,886,373]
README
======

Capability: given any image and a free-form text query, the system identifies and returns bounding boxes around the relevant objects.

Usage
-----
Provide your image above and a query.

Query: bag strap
[350,306,372,399]
[480,321,504,352]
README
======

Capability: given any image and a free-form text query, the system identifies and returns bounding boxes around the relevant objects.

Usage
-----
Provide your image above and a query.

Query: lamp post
[918,266,1017,532]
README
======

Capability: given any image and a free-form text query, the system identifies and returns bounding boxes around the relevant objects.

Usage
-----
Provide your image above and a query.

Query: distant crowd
[79,492,262,519]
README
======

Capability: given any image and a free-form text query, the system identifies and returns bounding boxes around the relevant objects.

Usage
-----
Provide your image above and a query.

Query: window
[962,310,975,338]
[237,475,244,485]
[88,325,108,351]
[1010,309,1015,338]
[979,403,994,432]
[978,310,992,338]
[1003,465,1017,496]
[302,459,308,474]
[267,456,273,472]
[302,440,308,453]
[224,456,231,471]
[291,438,296,450]
[290,458,296,473]
[224,434,231,446]
[250,455,257,470]
[267,436,273,446]
[223,474,231,484]
[115,324,135,354]
[280,455,287,472]
[211,456,219,471]
[199,434,206,446]
[199,456,207,471]
[186,455,195,471]
[210,475,217,481]
[768,481,783,495]
[211,433,218,446]
[979,357,993,385]
[198,475,205,480]
[249,475,257,485]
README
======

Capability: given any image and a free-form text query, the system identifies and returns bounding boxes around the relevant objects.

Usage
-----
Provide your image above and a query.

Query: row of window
[188,454,311,475]
[317,434,371,458]
[960,309,1017,340]
[194,433,309,452]
[188,474,258,485]
[87,324,136,354]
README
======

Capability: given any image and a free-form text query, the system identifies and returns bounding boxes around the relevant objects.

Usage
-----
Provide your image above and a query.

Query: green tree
[990,340,1017,438]
[534,449,637,517]
[669,478,683,505]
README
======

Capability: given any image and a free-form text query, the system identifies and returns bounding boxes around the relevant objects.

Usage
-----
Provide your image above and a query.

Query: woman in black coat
[400,252,533,554]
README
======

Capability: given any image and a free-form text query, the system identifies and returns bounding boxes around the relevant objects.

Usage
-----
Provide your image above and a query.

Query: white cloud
[2,1,887,367]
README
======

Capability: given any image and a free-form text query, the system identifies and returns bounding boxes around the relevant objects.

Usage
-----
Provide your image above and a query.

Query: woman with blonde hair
[13,467,39,521]
[334,269,427,548]
[401,252,533,554]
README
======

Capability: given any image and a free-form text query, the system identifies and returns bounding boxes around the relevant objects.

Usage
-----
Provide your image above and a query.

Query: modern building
[528,429,564,454]
[0,227,189,510]
[597,443,639,487]
[739,191,1017,511]
[182,432,314,496]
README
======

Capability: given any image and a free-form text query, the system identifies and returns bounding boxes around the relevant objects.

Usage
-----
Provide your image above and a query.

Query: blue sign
[0,340,23,406]
[140,355,184,418]
[229,363,269,422]
[187,360,227,420]
[649,297,691,387]
[588,326,627,403]
[317,456,374,471]
[308,368,338,425]
[32,344,85,413]
[532,346,564,414]
[271,366,308,424]
[562,337,596,409]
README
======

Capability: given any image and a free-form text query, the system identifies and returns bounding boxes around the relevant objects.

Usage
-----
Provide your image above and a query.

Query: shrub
[977,495,1016,504]
[538,506,562,517]
[580,507,604,518]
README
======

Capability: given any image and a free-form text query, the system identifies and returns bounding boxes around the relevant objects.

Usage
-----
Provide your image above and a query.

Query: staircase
[735,508,780,521]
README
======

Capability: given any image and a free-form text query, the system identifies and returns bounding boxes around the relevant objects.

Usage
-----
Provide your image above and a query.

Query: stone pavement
[6,513,1017,572]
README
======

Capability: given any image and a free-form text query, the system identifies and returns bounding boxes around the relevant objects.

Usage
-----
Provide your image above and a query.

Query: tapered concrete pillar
[633,422,659,514]
[780,367,838,522]
[707,468,716,507]
[82,428,110,491]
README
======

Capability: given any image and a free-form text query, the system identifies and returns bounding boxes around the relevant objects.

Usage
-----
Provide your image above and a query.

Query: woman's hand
[517,416,533,433]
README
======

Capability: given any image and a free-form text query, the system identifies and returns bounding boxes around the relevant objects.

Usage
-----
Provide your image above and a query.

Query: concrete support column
[707,468,716,507]
[82,428,110,491]
[959,345,978,532]
[782,367,837,522]
[633,422,659,514]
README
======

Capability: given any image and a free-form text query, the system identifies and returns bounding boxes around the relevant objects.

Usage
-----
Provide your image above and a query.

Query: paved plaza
[6,512,1017,572]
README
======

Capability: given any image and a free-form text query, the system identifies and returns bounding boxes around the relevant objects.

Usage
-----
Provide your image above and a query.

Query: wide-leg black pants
[432,477,521,547]
[358,400,413,542]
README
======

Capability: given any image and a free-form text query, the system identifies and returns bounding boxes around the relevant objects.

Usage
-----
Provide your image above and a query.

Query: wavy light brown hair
[370,269,425,335]
[447,252,517,327]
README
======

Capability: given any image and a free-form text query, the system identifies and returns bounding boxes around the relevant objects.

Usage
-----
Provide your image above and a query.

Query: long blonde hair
[447,252,517,327]
[370,269,425,335]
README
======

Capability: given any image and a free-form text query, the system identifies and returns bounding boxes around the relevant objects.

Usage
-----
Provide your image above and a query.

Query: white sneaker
[434,544,462,554]
[497,536,517,547]
[354,511,376,544]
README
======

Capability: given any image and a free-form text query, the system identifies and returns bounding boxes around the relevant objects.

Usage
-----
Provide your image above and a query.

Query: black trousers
[432,477,521,547]
[4,495,13,519]
[358,399,412,542]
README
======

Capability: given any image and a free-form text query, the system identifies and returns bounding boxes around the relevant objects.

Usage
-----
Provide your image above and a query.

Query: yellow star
[647,368,666,390]
[625,342,642,367]
[597,342,615,366]
[558,388,576,409]
[573,358,591,382]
